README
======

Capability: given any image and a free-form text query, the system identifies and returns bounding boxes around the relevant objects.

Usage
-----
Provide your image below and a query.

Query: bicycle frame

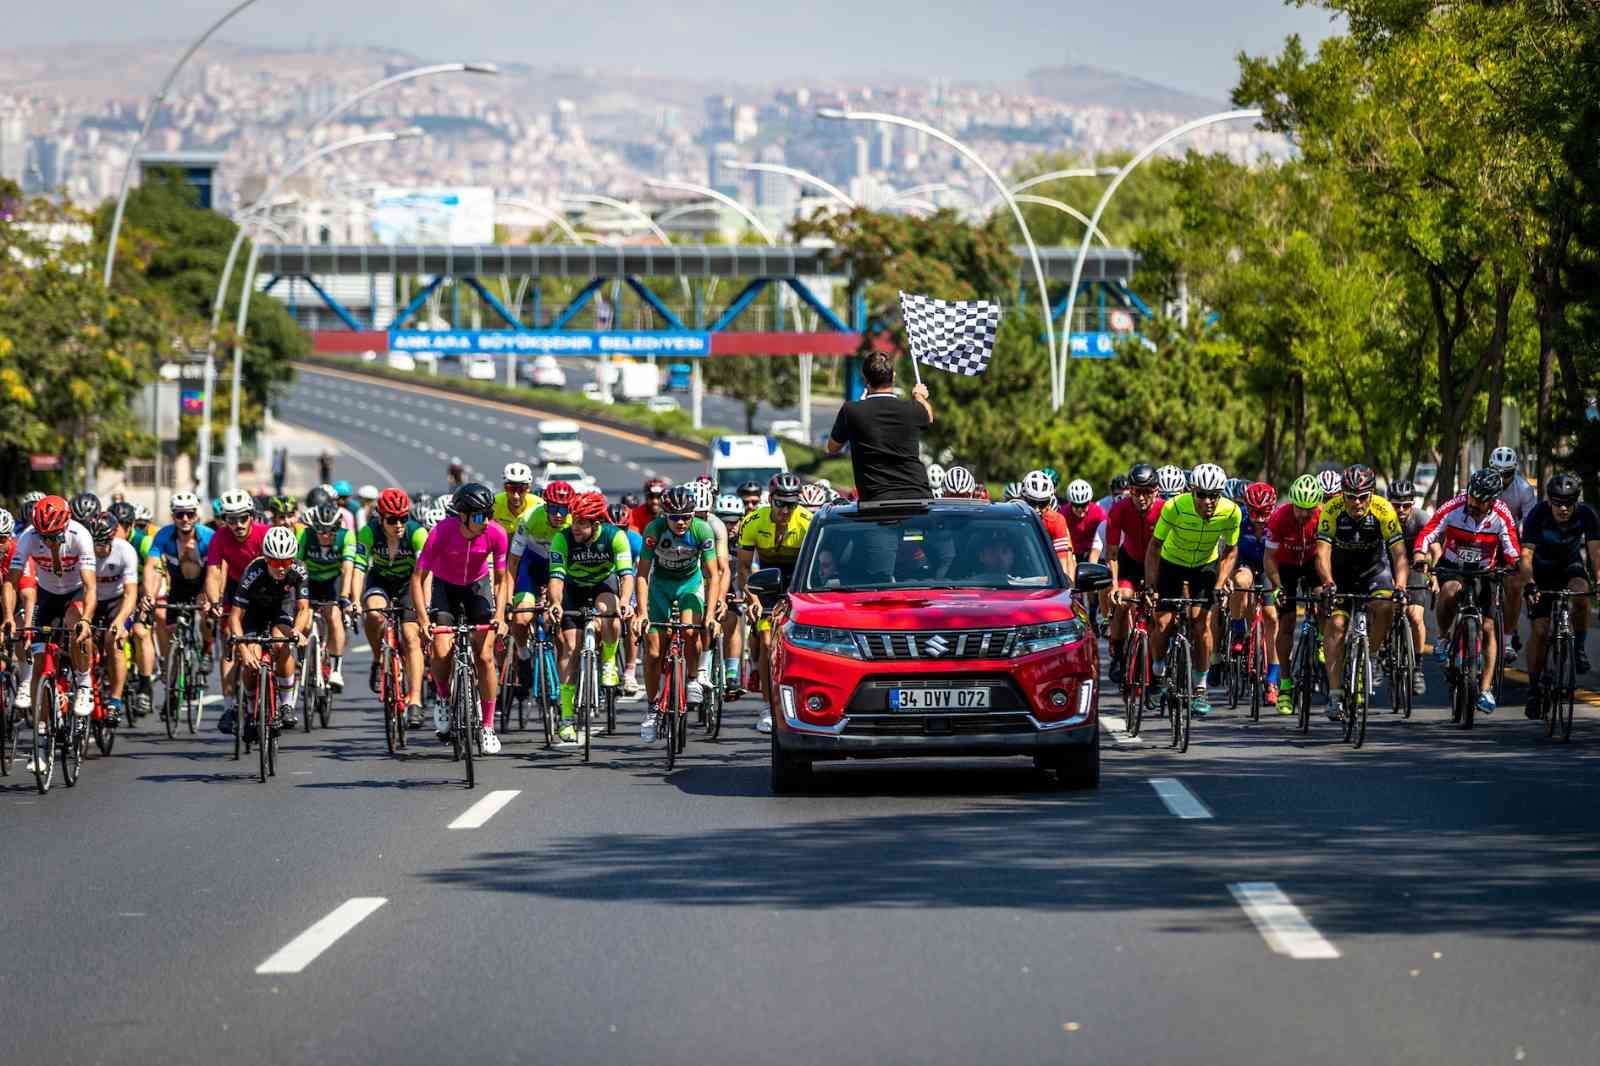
[22,626,80,794]
[429,620,496,788]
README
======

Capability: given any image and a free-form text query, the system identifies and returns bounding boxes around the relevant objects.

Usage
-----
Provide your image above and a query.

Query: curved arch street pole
[1011,194,1114,247]
[102,0,263,289]
[819,108,1061,403]
[728,161,856,210]
[216,129,423,490]
[1051,108,1262,409]
[643,178,777,245]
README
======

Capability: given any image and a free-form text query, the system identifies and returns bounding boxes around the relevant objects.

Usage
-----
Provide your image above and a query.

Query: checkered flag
[899,291,1002,378]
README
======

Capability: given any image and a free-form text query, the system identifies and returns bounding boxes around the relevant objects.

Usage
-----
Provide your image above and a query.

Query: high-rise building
[0,111,26,186]
[754,144,795,215]
[733,105,759,144]
[852,136,870,180]
[875,127,894,171]
[708,141,740,197]
[28,136,70,195]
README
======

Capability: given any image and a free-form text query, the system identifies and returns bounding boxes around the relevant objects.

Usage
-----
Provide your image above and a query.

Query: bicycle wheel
[185,639,202,733]
[1391,623,1414,718]
[579,652,593,764]
[1292,627,1314,734]
[61,692,83,787]
[1459,616,1481,730]
[162,640,181,739]
[495,640,514,734]
[0,675,13,777]
[93,716,115,756]
[662,653,678,771]
[706,641,723,740]
[32,683,55,794]
[382,646,400,755]
[458,673,476,789]
[1555,636,1576,743]
[255,672,270,783]
[1124,630,1147,738]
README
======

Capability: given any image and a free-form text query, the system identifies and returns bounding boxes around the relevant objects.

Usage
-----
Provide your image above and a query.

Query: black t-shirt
[1521,500,1600,568]
[829,393,932,502]
[232,558,310,620]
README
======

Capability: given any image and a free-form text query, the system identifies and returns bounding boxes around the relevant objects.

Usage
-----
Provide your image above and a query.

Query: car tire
[770,728,811,795]
[1037,736,1099,790]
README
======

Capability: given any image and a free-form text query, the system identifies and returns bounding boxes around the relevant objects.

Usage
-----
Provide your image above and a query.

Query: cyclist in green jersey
[353,488,429,726]
[1144,463,1241,716]
[298,502,357,691]
[635,486,719,742]
[546,492,636,740]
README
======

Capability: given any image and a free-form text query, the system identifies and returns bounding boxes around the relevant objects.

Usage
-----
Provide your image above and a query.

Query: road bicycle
[1377,595,1419,719]
[647,604,698,771]
[702,615,725,740]
[558,605,621,764]
[429,620,497,788]
[1286,595,1327,735]
[1433,565,1510,731]
[1156,595,1214,754]
[0,645,17,777]
[87,625,120,757]
[159,600,207,737]
[298,600,343,732]
[228,634,296,783]
[1118,594,1155,738]
[22,626,85,794]
[1325,591,1395,749]
[1532,587,1593,743]
[1225,586,1274,723]
[507,604,562,748]
[374,604,410,754]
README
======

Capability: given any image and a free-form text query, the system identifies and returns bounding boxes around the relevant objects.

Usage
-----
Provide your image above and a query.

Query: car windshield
[798,510,1059,592]
[541,430,579,443]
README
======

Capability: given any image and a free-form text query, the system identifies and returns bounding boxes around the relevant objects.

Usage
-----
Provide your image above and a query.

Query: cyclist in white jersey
[1488,447,1537,657]
[88,512,140,724]
[690,479,731,693]
[3,495,98,727]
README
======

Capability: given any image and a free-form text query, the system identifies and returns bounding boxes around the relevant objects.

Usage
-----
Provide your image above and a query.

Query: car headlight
[1012,619,1087,656]
[782,622,861,658]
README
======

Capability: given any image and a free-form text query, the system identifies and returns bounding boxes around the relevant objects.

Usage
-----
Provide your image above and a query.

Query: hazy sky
[12,1,1341,100]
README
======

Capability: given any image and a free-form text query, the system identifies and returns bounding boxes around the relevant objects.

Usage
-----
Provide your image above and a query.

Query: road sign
[1109,309,1135,332]
[1069,332,1118,358]
[29,454,59,471]
[388,329,712,358]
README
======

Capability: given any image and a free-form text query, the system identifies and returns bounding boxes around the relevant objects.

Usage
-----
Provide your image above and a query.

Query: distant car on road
[581,382,614,405]
[540,462,597,494]
[521,355,567,389]
[464,355,496,381]
[761,497,1111,793]
[535,419,584,465]
[666,362,693,393]
[384,351,416,372]
[644,395,679,414]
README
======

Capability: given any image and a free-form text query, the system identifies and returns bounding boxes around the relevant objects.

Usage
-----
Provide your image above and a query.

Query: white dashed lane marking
[255,898,388,975]
[447,789,521,830]
[1228,883,1340,960]
[1149,777,1212,819]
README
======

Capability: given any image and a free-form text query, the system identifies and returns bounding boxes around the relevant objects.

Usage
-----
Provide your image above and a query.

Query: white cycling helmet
[1190,463,1227,494]
[424,505,447,529]
[689,480,715,513]
[1488,446,1518,474]
[503,462,534,486]
[218,488,254,517]
[169,492,200,512]
[799,482,828,509]
[1020,469,1055,504]
[1155,465,1187,498]
[714,493,743,518]
[357,484,379,502]
[262,525,298,560]
[1002,481,1024,502]
[944,466,977,498]
[0,509,13,537]
[925,463,946,491]
[1316,469,1343,496]
[21,490,44,506]
[134,504,153,522]
[1066,478,1093,505]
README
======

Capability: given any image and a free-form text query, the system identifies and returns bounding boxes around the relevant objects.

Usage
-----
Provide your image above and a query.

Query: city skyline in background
[9,1,1340,100]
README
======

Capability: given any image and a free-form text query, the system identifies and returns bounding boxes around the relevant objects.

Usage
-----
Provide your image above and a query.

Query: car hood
[787,587,1076,630]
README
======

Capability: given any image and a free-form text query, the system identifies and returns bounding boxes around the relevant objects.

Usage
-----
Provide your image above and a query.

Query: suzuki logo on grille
[923,635,950,657]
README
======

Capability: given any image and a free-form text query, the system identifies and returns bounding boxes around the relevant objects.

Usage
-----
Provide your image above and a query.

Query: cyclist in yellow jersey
[492,463,542,543]
[1312,463,1409,722]
[737,473,813,733]
[1144,463,1241,716]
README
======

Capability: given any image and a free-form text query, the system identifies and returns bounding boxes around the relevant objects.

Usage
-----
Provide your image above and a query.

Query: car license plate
[890,687,989,710]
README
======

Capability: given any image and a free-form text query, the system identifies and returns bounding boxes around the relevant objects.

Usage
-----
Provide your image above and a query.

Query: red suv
[752,498,1112,793]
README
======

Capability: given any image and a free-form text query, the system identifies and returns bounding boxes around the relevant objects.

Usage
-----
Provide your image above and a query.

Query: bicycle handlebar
[226,634,300,647]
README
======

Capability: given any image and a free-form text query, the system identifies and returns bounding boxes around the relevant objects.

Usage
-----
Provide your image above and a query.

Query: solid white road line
[1098,715,1143,744]
[255,898,388,974]
[448,789,521,829]
[1228,883,1340,959]
[1149,777,1212,819]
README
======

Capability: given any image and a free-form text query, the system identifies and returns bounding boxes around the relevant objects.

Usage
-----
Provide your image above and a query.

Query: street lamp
[642,178,777,245]
[893,182,979,207]
[1011,194,1114,247]
[819,108,1061,403]
[1009,166,1120,196]
[727,161,856,211]
[102,0,263,289]
[297,62,497,146]
[496,197,584,244]
[217,128,424,490]
[1052,109,1263,409]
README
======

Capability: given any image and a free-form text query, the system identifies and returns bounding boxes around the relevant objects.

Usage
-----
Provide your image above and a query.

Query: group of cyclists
[1,436,1592,780]
[959,446,1595,724]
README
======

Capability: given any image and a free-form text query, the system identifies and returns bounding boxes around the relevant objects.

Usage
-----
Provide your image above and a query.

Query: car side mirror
[1073,562,1112,593]
[747,567,785,596]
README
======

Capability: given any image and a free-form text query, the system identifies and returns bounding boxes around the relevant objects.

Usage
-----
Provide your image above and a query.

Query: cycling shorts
[361,573,414,617]
[308,577,342,605]
[512,550,551,604]
[647,572,706,625]
[1331,558,1395,599]
[1115,548,1145,592]
[1156,561,1217,604]
[92,593,127,632]
[166,574,205,604]
[428,574,496,627]
[1273,563,1316,602]
[1528,560,1590,621]
[240,607,296,637]
[34,585,85,632]
[560,576,619,631]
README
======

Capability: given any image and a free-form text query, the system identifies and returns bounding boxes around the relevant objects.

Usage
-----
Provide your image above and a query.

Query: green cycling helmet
[1289,474,1325,509]
[1040,466,1059,488]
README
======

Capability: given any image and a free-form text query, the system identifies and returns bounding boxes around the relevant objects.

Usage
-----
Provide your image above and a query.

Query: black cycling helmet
[1341,464,1377,496]
[1127,462,1158,489]
[308,502,343,531]
[661,486,696,516]
[768,472,803,504]
[1385,479,1416,502]
[1467,467,1502,501]
[452,481,494,517]
[620,492,642,509]
[109,500,137,529]
[88,511,117,545]
[70,492,101,524]
[1109,474,1129,494]
[737,480,762,497]
[1546,472,1581,504]
[304,485,331,509]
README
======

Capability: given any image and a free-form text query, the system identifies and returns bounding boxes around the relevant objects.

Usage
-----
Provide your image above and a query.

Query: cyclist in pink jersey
[203,490,269,725]
[411,483,510,753]
[1102,463,1165,678]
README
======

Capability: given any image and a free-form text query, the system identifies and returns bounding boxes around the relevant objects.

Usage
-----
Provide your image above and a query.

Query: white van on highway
[536,419,584,465]
[710,434,787,497]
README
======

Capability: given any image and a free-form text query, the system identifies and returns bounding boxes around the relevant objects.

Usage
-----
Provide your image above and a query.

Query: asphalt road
[6,629,1599,1066]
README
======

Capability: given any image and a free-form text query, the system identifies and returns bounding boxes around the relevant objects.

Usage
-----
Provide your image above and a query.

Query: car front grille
[854,628,1014,660]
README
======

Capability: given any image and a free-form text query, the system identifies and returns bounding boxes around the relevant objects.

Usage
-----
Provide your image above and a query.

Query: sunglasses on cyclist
[665,512,693,522]
[546,505,569,520]
[225,514,252,526]
[771,501,797,511]
[1347,492,1373,505]
[1193,490,1221,501]
[382,515,407,525]
[172,509,196,520]
[462,511,489,524]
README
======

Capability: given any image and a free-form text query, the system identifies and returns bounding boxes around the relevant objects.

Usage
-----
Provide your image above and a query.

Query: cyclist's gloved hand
[338,596,351,612]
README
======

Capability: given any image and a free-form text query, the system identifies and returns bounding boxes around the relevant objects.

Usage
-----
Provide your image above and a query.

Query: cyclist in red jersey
[1263,475,1325,706]
[1061,479,1106,562]
[1018,470,1075,582]
[203,490,270,730]
[1102,463,1165,678]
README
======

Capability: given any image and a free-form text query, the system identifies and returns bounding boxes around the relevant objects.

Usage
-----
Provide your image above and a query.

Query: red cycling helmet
[542,480,576,508]
[377,487,411,519]
[570,492,609,522]
[32,495,70,535]
[1244,482,1278,515]
[643,477,669,496]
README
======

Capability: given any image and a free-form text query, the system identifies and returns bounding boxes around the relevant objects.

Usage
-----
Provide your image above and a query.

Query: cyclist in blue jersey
[140,492,218,678]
